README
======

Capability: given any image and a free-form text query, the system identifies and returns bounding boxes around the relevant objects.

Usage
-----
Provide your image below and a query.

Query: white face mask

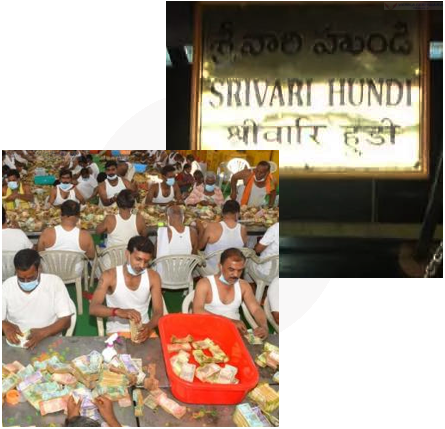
[255,175,266,182]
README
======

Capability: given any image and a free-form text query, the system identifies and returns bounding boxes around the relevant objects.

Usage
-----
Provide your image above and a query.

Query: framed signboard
[191,2,430,178]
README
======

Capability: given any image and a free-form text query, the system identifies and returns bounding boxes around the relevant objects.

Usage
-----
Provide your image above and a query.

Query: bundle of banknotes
[255,343,279,370]
[233,403,271,427]
[130,319,143,344]
[144,388,187,419]
[244,329,264,345]
[248,384,279,413]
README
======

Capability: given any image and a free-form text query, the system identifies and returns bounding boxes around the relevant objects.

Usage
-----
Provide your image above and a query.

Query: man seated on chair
[48,169,86,207]
[75,167,99,203]
[98,160,136,207]
[193,248,268,339]
[230,161,277,207]
[2,169,34,210]
[89,236,163,342]
[2,249,73,349]
[196,200,247,274]
[185,171,225,207]
[2,208,35,251]
[156,205,198,258]
[145,165,183,206]
[267,277,279,326]
[96,190,147,248]
[254,221,279,276]
[37,200,95,277]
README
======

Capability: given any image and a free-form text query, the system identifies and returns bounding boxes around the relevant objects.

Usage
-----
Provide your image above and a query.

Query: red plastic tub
[158,313,259,405]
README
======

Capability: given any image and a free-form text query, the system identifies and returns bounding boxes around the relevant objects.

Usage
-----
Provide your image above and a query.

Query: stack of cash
[3,361,25,375]
[192,338,214,350]
[209,344,229,363]
[71,351,103,388]
[167,343,192,352]
[192,349,215,365]
[233,403,269,427]
[2,373,19,394]
[130,319,143,343]
[39,395,69,416]
[144,389,187,419]
[179,362,196,382]
[244,329,264,345]
[255,343,279,370]
[195,363,221,382]
[248,384,279,413]
[133,388,144,417]
[51,373,77,385]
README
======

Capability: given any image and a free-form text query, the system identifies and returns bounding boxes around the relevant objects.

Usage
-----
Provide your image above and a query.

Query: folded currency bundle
[130,319,143,344]
[144,389,187,419]
[248,384,279,413]
[244,329,264,345]
[233,403,271,427]
[255,343,279,370]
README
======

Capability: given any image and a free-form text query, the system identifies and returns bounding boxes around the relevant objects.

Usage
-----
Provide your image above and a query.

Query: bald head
[167,205,184,224]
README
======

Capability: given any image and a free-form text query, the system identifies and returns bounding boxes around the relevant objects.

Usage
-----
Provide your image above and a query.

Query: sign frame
[190,1,430,179]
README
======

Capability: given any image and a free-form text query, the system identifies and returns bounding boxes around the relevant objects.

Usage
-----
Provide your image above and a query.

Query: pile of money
[255,343,279,370]
[244,329,264,345]
[167,343,192,353]
[233,403,270,427]
[51,373,77,385]
[71,351,103,388]
[195,364,222,382]
[248,384,279,413]
[192,349,215,365]
[133,388,144,417]
[192,338,214,350]
[209,344,229,363]
[3,361,25,375]
[144,389,187,419]
[2,373,19,393]
[39,395,68,416]
[179,362,196,382]
[130,319,143,343]
[143,363,159,392]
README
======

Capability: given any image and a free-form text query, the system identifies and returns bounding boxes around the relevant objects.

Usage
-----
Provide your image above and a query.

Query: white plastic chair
[39,251,89,315]
[151,254,204,293]
[182,290,258,329]
[182,290,195,314]
[89,244,127,289]
[65,299,77,337]
[268,161,278,174]
[227,158,250,176]
[197,247,256,277]
[246,254,280,302]
[241,302,258,329]
[97,292,169,337]
[264,297,279,333]
[2,251,17,282]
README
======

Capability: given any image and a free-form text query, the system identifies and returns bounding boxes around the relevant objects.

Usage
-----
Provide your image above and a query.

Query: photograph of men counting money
[2,150,279,427]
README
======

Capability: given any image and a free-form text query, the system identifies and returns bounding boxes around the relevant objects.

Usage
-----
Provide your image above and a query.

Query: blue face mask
[219,274,232,285]
[59,183,73,191]
[205,184,215,192]
[127,263,146,277]
[8,181,18,190]
[18,276,40,292]
[166,178,175,186]
[107,174,118,181]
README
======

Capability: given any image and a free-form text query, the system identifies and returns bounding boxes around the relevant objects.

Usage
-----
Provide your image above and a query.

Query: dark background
[167,2,443,277]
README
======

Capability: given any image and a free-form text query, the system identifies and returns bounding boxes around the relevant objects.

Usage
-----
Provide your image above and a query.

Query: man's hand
[115,309,142,324]
[253,326,269,340]
[234,320,248,335]
[3,321,23,345]
[25,328,48,349]
[66,395,81,419]
[94,396,121,427]
[6,191,19,201]
[136,323,153,343]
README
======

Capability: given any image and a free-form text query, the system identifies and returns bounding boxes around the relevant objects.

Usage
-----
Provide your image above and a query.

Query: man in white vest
[193,248,268,339]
